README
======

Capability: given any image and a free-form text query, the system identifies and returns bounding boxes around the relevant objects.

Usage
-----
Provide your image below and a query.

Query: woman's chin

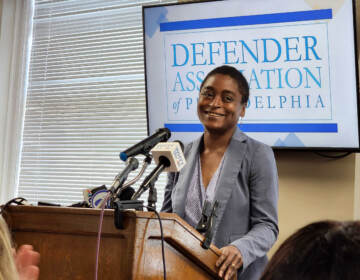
[203,124,227,134]
[202,122,237,135]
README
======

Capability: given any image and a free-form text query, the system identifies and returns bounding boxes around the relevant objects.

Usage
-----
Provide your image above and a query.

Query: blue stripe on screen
[160,9,332,31]
[164,123,338,133]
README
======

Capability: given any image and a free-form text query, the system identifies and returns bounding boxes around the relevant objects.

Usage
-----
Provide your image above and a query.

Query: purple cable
[95,192,111,280]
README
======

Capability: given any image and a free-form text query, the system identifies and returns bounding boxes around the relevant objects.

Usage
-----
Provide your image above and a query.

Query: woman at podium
[161,65,279,280]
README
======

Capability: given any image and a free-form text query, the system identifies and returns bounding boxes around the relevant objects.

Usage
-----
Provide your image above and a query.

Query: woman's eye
[223,95,234,102]
[201,91,214,98]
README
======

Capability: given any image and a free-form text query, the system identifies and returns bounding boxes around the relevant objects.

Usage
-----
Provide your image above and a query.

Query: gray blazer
[161,128,279,280]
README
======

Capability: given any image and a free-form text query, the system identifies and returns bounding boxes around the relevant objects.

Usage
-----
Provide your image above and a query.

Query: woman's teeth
[207,112,224,117]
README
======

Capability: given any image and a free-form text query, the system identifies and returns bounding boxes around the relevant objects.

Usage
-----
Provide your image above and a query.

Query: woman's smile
[205,110,226,118]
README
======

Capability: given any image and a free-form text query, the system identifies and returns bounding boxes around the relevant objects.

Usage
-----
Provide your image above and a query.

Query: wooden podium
[3,205,221,279]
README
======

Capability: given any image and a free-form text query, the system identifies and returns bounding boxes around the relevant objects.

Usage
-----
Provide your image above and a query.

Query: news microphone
[83,185,110,208]
[151,141,185,172]
[111,157,139,194]
[118,186,135,200]
[131,141,186,200]
[119,128,171,161]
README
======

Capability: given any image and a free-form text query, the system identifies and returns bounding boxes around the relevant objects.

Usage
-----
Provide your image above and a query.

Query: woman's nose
[210,95,222,107]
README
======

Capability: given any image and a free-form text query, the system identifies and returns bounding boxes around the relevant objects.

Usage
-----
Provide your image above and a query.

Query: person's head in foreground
[260,220,360,280]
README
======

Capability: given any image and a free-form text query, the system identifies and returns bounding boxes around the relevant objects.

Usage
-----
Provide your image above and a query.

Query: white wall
[0,0,17,202]
[0,0,32,203]
[270,151,359,256]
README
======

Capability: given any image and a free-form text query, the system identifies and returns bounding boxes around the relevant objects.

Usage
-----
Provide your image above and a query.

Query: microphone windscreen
[90,188,110,208]
[83,185,108,207]
[151,141,186,172]
[119,187,135,200]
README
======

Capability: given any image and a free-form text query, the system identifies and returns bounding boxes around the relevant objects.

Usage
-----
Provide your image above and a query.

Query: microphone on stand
[83,185,109,209]
[109,157,139,195]
[131,141,186,201]
[119,128,171,161]
[82,160,138,209]
[117,186,135,201]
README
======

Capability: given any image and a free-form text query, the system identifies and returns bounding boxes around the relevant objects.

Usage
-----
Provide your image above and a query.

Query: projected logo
[162,11,332,124]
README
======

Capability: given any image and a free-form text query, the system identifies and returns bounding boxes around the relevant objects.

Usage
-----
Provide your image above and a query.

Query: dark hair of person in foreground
[260,220,360,280]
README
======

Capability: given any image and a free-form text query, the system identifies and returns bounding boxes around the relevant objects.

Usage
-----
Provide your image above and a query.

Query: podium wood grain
[3,205,221,279]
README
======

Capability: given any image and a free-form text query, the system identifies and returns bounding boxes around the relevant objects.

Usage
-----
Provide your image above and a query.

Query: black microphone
[110,157,139,195]
[132,141,186,200]
[119,128,171,161]
[132,157,170,200]
[118,186,135,200]
[196,200,219,249]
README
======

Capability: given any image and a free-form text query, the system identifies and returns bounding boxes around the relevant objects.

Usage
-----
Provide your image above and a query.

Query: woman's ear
[240,104,246,118]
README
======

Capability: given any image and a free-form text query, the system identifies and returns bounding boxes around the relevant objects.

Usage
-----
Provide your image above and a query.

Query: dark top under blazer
[161,128,279,280]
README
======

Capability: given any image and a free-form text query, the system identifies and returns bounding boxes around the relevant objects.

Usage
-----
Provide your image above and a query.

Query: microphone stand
[109,157,139,206]
[114,155,152,199]
[147,182,157,211]
[132,160,167,200]
[113,155,153,229]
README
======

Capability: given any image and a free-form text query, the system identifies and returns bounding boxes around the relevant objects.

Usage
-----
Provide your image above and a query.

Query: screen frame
[142,0,360,152]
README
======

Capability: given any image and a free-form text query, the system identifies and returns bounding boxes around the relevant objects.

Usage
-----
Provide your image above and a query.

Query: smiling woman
[161,65,279,280]
[197,74,245,138]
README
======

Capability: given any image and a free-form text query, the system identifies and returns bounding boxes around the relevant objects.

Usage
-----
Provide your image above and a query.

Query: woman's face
[197,73,246,134]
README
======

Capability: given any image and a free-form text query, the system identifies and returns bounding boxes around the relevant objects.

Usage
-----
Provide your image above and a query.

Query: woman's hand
[14,245,40,280]
[216,245,243,280]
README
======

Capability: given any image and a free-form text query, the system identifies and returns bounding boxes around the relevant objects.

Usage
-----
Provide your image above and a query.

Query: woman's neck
[202,126,236,153]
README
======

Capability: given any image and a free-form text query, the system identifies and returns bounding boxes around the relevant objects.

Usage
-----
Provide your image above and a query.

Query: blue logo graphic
[274,133,305,146]
[145,7,169,38]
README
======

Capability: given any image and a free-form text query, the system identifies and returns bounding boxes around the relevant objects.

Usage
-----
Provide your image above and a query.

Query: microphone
[150,141,185,172]
[118,186,135,200]
[119,128,171,161]
[110,157,139,195]
[196,200,219,249]
[131,141,186,200]
[82,185,110,208]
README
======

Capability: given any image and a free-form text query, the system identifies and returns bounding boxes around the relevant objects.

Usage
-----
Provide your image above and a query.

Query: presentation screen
[143,0,360,150]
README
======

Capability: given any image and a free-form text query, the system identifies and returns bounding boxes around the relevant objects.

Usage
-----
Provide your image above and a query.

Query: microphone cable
[313,151,353,159]
[94,195,167,280]
[0,197,29,215]
[144,205,167,280]
[94,191,111,280]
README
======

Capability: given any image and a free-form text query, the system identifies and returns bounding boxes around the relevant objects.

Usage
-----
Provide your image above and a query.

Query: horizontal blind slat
[18,0,176,209]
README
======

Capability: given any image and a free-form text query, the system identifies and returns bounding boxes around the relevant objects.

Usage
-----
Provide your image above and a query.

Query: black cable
[313,151,353,159]
[144,206,166,280]
[0,197,28,215]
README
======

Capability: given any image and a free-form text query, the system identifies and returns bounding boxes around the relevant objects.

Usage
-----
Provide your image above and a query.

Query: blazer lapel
[211,129,248,238]
[172,136,202,218]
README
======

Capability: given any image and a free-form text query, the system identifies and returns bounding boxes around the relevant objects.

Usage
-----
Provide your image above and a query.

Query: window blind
[18,0,176,210]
